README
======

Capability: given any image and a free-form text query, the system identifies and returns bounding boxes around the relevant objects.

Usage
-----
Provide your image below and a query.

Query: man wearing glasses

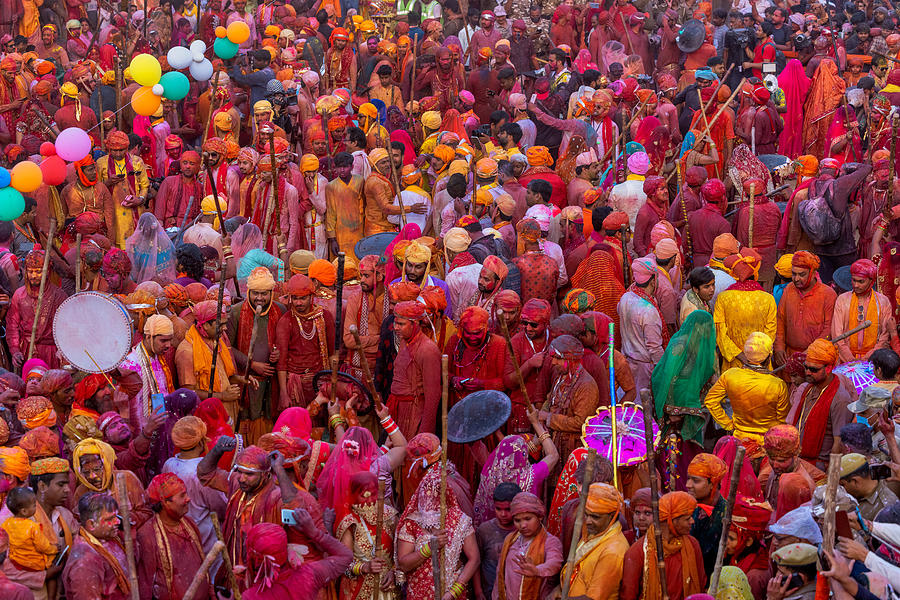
[832,259,894,363]
[787,338,854,471]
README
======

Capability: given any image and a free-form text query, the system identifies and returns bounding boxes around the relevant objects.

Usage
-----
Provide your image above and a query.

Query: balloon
[10,161,42,193]
[189,40,206,55]
[0,187,24,221]
[40,156,67,186]
[0,167,11,188]
[39,142,56,157]
[214,37,239,60]
[132,85,162,116]
[167,46,192,70]
[159,71,190,101]
[215,26,226,38]
[152,83,164,96]
[226,21,250,44]
[55,127,92,162]
[129,53,162,87]
[189,59,214,82]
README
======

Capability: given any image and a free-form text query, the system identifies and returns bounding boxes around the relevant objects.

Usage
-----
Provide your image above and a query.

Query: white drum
[52,291,133,373]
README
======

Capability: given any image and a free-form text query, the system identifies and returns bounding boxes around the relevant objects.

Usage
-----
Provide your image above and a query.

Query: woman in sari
[600,41,627,74]
[801,58,845,159]
[650,310,717,491]
[728,144,772,194]
[713,436,762,500]
[125,213,177,284]
[194,397,238,470]
[826,105,862,164]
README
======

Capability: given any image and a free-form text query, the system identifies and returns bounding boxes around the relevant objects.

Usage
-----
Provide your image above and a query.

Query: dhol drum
[52,291,133,373]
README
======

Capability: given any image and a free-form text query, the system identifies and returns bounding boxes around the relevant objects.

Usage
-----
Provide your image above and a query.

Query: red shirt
[753,38,777,79]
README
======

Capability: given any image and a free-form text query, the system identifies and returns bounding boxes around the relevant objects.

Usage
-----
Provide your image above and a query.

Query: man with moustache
[153,151,204,229]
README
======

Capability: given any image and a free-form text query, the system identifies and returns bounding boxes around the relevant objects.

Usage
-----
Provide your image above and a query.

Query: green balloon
[0,187,24,221]
[159,71,190,101]
[214,37,239,60]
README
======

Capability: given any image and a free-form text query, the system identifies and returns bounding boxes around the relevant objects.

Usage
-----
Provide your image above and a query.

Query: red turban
[19,426,60,459]
[764,424,801,460]
[419,286,447,314]
[287,274,315,297]
[105,130,129,150]
[685,166,708,187]
[74,373,109,404]
[234,445,270,472]
[394,301,426,320]
[642,175,667,196]
[147,472,187,502]
[510,491,546,519]
[459,306,489,332]
[102,248,131,276]
[202,136,228,155]
[494,289,521,312]
[247,522,288,574]
[482,254,508,281]
[791,251,820,271]
[806,338,837,366]
[192,300,219,325]
[851,259,877,281]
[522,298,551,323]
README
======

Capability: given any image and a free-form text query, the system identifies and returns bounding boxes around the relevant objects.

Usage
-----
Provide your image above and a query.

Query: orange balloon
[226,21,250,44]
[132,85,162,117]
[215,25,227,38]
[10,161,42,193]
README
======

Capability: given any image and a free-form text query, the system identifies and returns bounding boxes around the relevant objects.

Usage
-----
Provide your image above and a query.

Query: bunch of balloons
[0,161,40,221]
[167,40,215,85]
[129,52,193,116]
[213,21,251,59]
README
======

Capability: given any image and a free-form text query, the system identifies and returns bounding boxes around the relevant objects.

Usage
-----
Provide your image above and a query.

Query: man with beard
[249,154,301,257]
[199,137,241,219]
[858,159,899,256]
[415,47,465,112]
[136,473,213,600]
[758,424,825,513]
[158,135,184,178]
[98,130,150,248]
[364,148,407,236]
[118,314,175,437]
[7,248,67,371]
[467,254,508,315]
[275,274,333,411]
[774,252,836,366]
[235,147,259,218]
[97,410,167,484]
[62,155,115,234]
[396,240,453,315]
[324,28,357,93]
[296,154,328,257]
[56,81,97,140]
[567,151,599,208]
[667,166,707,235]
[153,151,203,229]
[503,298,551,434]
[227,267,284,443]
[832,259,894,362]
[71,438,152,529]
[343,255,388,380]
[62,493,133,600]
[325,152,365,259]
[736,84,783,155]
[198,440,301,591]
[469,10,502,58]
[0,56,24,136]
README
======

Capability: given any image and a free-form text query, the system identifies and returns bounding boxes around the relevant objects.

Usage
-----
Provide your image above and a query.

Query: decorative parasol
[582,402,659,467]
[834,361,878,394]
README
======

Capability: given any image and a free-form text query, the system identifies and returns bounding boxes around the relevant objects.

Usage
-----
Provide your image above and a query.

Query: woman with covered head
[125,213,176,284]
[621,490,706,600]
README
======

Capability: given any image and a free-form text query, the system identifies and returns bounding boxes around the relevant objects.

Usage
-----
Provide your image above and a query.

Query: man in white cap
[494,6,511,38]
[616,256,665,391]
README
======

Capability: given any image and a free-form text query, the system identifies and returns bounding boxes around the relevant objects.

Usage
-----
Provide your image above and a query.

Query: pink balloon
[55,127,92,162]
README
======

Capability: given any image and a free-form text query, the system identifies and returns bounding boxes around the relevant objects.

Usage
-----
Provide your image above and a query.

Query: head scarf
[72,438,116,491]
[585,482,623,516]
[510,492,546,519]
[805,338,837,366]
[147,472,187,502]
[687,453,728,484]
[171,416,207,450]
[764,424,801,460]
[0,447,30,481]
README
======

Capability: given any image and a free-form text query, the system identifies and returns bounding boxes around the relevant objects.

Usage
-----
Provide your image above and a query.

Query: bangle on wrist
[419,543,432,559]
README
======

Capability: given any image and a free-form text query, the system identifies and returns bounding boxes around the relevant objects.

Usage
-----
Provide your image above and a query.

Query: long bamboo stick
[210,512,242,600]
[27,218,57,360]
[707,445,746,593]
[639,389,668,600]
[183,542,224,600]
[560,449,596,600]
[115,473,140,600]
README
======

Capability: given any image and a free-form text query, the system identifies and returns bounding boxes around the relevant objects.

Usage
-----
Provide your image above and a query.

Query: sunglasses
[522,320,540,327]
[803,364,823,372]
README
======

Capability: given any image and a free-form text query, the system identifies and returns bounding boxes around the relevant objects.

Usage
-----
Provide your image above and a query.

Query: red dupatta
[791,375,841,462]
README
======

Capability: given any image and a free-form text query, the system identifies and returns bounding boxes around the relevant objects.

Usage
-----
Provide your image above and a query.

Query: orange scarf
[643,526,702,600]
[849,292,878,357]
[184,325,235,393]
[496,528,548,600]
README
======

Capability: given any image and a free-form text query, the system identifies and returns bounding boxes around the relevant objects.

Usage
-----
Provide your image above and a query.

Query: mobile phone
[835,510,853,541]
[788,573,804,591]
[281,508,297,526]
[530,93,537,104]
[871,464,892,480]
[150,392,166,415]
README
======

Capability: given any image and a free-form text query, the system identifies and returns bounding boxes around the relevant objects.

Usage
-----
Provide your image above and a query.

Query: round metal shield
[758,154,789,172]
[677,19,705,53]
[311,369,375,408]
[447,390,511,443]
[53,292,133,373]
[354,233,396,261]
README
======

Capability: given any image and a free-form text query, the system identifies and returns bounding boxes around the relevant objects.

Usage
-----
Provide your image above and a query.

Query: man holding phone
[768,543,818,600]
[838,453,898,520]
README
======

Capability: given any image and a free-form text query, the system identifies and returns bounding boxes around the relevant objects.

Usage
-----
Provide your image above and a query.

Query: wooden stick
[639,389,668,600]
[210,513,242,600]
[183,541,225,600]
[261,129,279,255]
[116,51,124,131]
[372,477,386,600]
[235,304,262,434]
[115,473,140,600]
[437,354,449,599]
[27,218,56,360]
[431,534,441,600]
[383,130,407,228]
[497,309,533,411]
[608,322,619,490]
[560,449,596,600]
[598,96,652,167]
[75,233,82,292]
[696,81,746,150]
[707,445,746,593]
[748,182,756,248]
[349,325,383,408]
[201,70,223,148]
[620,13,635,54]
[822,453,842,554]
[85,350,115,386]
[334,253,346,354]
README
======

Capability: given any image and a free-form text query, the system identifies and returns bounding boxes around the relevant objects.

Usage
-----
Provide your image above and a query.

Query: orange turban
[308,259,336,286]
[0,447,30,481]
[419,285,447,314]
[287,274,315,297]
[476,158,498,178]
[687,453,728,484]
[16,396,57,429]
[659,491,697,531]
[797,155,818,178]
[388,281,420,302]
[806,338,837,366]
[585,482,623,515]
[19,426,60,459]
[712,233,739,260]
[433,144,455,165]
[526,146,553,167]
[171,416,207,450]
[791,251,820,271]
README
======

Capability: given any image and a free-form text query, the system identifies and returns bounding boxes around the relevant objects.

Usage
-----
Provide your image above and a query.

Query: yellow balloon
[10,161,42,194]
[132,86,162,117]
[227,21,251,45]
[215,25,227,38]
[129,53,161,87]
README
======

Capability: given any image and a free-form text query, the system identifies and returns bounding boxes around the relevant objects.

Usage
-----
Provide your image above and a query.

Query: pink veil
[316,426,380,521]
[390,129,416,166]
[714,436,763,500]
[573,49,598,73]
[600,41,627,74]
[231,223,263,262]
[384,222,422,282]
[125,213,176,284]
[777,59,811,158]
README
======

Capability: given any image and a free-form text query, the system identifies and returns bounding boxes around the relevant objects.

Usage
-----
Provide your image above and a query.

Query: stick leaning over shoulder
[183,541,225,600]
[707,445,746,593]
[560,449,597,600]
[27,218,57,361]
[349,324,383,407]
[210,513,242,600]
[497,309,533,411]
[639,389,669,600]
[435,354,449,600]
[115,473,141,600]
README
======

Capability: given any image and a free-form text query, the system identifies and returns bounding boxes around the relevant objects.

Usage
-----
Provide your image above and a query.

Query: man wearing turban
[704,331,789,444]
[324,27,357,92]
[560,483,629,599]
[617,256,667,392]
[774,251,837,366]
[713,248,777,370]
[7,247,68,370]
[758,424,825,513]
[62,155,115,235]
[733,178,782,289]
[344,255,387,380]
[275,274,334,411]
[579,311,638,407]
[832,258,894,362]
[666,166,707,234]
[788,338,854,469]
[518,147,567,209]
[153,151,203,229]
[119,314,176,434]
[395,239,454,316]
[249,153,302,256]
[633,176,669,257]
[466,254,509,317]
[500,297,550,433]
[363,148,425,236]
[225,267,285,444]
[514,218,563,312]
[98,129,150,247]
[685,453,729,575]
[325,152,366,259]
[621,490,706,600]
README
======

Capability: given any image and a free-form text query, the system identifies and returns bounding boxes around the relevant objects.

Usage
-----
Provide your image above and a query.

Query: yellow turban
[422,111,441,130]
[743,331,773,364]
[247,266,276,291]
[401,165,421,185]
[449,159,469,176]
[200,195,227,229]
[526,146,554,167]
[0,447,30,481]
[405,240,432,265]
[300,153,319,172]
[72,438,116,492]
[60,81,78,98]
[359,102,378,119]
[367,147,389,168]
[444,227,471,253]
[495,194,516,216]
[143,314,174,337]
[774,254,794,278]
[102,70,116,85]
[253,99,273,114]
[475,188,494,206]
[585,482,623,515]
[214,111,233,131]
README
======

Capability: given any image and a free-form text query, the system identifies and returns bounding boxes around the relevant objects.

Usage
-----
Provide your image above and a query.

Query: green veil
[650,309,717,445]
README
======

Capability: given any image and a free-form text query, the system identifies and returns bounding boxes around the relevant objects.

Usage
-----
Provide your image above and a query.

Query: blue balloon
[159,71,190,101]
[214,37,239,60]
[0,186,24,221]
[0,167,11,188]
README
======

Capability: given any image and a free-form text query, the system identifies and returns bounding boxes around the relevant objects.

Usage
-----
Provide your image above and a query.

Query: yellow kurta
[325,175,365,259]
[97,156,150,248]
[562,521,630,600]
[703,367,790,444]
[713,288,777,370]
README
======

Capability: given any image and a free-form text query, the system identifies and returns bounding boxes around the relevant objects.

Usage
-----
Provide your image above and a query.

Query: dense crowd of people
[5,0,900,598]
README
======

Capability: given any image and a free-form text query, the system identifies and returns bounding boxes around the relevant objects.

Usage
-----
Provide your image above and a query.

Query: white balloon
[189,59,214,82]
[166,46,191,70]
[192,52,204,63]
[189,40,206,54]
[152,83,164,96]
